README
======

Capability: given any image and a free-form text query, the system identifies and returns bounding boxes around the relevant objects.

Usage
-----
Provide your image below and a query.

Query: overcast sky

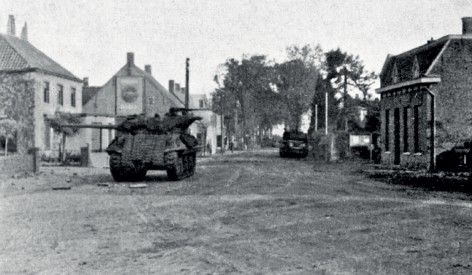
[2,0,472,94]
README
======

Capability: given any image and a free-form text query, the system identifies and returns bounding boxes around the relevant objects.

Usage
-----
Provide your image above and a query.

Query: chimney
[176,83,181,93]
[83,77,89,87]
[462,17,472,35]
[21,22,28,41]
[126,52,134,75]
[169,80,175,94]
[144,65,152,75]
[127,52,134,65]
[7,15,15,36]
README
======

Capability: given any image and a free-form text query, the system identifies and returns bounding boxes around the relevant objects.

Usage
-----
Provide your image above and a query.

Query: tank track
[165,151,196,181]
[109,153,147,182]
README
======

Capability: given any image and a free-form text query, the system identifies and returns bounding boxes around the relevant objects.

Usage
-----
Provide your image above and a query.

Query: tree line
[211,45,380,148]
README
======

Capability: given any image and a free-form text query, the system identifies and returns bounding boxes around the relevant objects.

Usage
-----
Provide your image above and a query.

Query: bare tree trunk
[5,137,8,156]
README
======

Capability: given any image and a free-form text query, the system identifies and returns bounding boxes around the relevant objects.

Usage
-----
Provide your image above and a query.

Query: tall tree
[275,59,317,131]
[324,48,378,131]
[213,55,276,148]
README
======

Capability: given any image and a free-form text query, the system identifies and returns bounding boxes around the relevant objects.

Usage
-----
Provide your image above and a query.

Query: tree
[213,55,276,148]
[0,118,18,156]
[47,111,81,163]
[275,59,317,131]
[324,48,378,131]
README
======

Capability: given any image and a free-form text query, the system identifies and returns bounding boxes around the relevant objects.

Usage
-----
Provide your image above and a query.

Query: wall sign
[116,77,144,115]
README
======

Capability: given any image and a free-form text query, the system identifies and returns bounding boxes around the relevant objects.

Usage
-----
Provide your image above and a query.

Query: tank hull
[107,132,198,181]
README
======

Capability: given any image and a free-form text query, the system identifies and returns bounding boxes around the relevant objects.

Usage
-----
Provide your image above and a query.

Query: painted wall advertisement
[116,76,144,115]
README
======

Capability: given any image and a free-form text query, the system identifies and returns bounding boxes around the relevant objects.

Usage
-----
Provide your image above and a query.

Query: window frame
[57,84,64,106]
[70,87,76,107]
[43,81,50,103]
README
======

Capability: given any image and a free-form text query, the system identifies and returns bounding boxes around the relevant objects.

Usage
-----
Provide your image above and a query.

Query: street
[1,149,472,274]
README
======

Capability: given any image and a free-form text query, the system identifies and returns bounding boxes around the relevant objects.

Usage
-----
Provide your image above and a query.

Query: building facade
[377,17,472,170]
[82,52,184,151]
[0,19,83,155]
[187,94,225,154]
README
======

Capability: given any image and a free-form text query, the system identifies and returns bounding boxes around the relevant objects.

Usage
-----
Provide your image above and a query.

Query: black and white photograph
[1,0,472,274]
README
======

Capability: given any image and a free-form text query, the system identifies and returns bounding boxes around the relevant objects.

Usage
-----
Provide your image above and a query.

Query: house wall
[83,77,115,116]
[77,116,116,152]
[0,72,35,154]
[32,72,83,152]
[380,86,432,169]
[430,39,472,152]
[84,70,182,118]
[0,154,35,176]
[189,110,223,154]
[144,78,181,118]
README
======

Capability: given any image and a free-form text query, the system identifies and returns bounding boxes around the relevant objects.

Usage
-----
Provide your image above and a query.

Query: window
[385,109,390,151]
[414,105,419,152]
[43,82,50,103]
[71,87,76,107]
[57,84,64,106]
[403,107,409,152]
[148,97,154,105]
[199,100,204,108]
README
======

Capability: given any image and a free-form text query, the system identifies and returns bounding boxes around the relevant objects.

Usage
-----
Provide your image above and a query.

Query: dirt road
[1,149,471,274]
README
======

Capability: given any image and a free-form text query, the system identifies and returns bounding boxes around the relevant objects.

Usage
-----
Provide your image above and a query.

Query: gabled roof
[82,86,101,105]
[132,65,184,107]
[0,34,81,82]
[380,38,448,87]
[100,63,184,108]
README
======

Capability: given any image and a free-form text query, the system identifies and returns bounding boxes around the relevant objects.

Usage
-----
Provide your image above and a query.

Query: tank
[106,108,202,181]
[279,130,309,158]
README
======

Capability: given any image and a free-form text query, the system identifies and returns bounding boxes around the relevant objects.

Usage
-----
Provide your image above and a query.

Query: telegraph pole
[185,58,190,109]
[343,66,348,131]
[325,92,328,135]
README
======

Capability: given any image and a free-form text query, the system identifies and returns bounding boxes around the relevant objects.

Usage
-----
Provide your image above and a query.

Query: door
[394,108,400,165]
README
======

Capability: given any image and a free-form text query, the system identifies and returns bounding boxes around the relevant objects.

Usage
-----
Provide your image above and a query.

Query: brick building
[377,17,472,170]
[0,16,83,155]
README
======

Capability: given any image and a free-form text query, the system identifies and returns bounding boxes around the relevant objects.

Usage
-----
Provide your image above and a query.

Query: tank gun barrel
[58,124,118,129]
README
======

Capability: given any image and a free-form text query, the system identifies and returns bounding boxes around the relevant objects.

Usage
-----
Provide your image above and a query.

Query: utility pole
[343,66,348,131]
[325,91,328,135]
[185,58,190,109]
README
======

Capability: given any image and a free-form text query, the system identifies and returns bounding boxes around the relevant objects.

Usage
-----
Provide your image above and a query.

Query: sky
[2,0,472,95]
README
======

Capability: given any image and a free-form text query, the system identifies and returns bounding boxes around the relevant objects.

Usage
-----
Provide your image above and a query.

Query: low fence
[0,148,39,176]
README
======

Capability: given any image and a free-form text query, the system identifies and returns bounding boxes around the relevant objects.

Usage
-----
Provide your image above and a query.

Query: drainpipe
[424,87,435,172]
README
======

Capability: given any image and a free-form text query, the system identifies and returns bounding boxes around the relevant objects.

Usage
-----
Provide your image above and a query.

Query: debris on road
[129,183,147,188]
[52,186,72,190]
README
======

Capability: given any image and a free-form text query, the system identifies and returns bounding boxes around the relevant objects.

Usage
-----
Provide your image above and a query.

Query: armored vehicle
[279,130,309,158]
[106,108,202,181]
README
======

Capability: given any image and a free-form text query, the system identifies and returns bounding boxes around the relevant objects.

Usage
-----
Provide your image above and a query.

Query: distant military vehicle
[279,130,309,158]
[106,108,202,181]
